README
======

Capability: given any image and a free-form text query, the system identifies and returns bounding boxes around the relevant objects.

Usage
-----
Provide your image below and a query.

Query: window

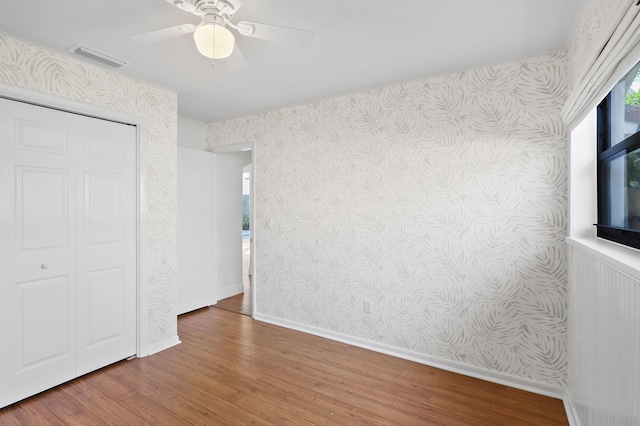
[597,61,640,249]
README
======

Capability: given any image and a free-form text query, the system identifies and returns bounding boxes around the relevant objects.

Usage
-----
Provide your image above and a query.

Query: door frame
[0,83,150,356]
[210,142,256,317]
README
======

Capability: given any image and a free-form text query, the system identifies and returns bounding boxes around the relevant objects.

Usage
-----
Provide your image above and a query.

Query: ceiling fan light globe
[193,24,235,59]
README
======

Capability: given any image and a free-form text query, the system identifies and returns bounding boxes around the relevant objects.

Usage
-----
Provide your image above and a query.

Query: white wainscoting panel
[569,243,640,426]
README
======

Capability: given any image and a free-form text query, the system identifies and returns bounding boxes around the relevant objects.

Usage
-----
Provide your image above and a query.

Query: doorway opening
[211,148,253,317]
[242,166,252,303]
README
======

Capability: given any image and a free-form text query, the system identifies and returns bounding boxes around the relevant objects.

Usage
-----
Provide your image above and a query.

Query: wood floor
[212,287,252,316]
[0,308,568,425]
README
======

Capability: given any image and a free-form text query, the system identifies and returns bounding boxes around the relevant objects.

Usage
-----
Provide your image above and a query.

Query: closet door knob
[41,263,49,269]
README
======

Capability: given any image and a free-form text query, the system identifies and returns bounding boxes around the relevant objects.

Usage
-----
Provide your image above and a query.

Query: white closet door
[75,117,137,376]
[0,101,78,406]
[0,98,137,407]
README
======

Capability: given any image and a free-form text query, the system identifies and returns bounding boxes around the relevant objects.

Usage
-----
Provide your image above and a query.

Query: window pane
[601,147,640,229]
[608,63,640,148]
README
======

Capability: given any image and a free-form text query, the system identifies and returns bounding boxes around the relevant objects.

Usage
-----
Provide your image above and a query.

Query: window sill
[566,236,640,282]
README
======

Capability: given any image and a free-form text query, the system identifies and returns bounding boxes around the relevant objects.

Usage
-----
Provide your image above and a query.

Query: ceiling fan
[130,0,314,69]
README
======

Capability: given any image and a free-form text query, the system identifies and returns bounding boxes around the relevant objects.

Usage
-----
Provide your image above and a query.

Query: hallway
[212,236,251,316]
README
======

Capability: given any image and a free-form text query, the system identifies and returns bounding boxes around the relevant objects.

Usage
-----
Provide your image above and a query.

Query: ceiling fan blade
[223,44,248,71]
[236,21,313,47]
[164,0,196,14]
[229,0,244,11]
[130,24,196,44]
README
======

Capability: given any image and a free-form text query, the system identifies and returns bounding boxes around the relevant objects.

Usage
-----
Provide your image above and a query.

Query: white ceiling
[0,0,584,123]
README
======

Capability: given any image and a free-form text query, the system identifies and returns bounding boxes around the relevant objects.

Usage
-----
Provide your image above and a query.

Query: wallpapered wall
[0,34,179,346]
[206,53,569,387]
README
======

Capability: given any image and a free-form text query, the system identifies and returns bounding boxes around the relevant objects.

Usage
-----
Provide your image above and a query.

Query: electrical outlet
[364,300,372,314]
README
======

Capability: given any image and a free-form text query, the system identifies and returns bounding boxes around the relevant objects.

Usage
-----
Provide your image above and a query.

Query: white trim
[210,141,252,154]
[563,397,582,426]
[250,152,256,317]
[568,109,597,238]
[217,283,245,300]
[567,236,640,282]
[210,153,219,304]
[209,141,256,317]
[0,82,151,357]
[0,84,146,127]
[254,313,566,399]
[135,122,151,357]
[143,335,181,357]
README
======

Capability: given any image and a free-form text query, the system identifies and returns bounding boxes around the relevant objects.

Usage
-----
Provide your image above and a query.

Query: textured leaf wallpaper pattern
[0,35,178,346]
[206,53,569,387]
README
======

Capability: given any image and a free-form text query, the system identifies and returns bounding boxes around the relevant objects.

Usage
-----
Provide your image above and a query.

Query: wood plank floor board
[312,381,435,426]
[242,380,338,425]
[236,331,410,394]
[164,334,269,370]
[486,409,565,426]
[140,363,245,409]
[0,411,21,426]
[105,363,216,424]
[145,350,248,399]
[109,356,233,412]
[505,386,568,414]
[259,362,439,426]
[324,408,400,426]
[2,398,63,426]
[391,373,496,413]
[253,368,363,423]
[482,385,568,422]
[406,377,504,407]
[391,396,485,426]
[489,397,568,425]
[78,370,137,404]
[400,364,510,397]
[233,392,321,426]
[116,393,191,426]
[104,365,183,410]
[99,361,221,425]
[276,344,406,384]
[60,380,146,426]
[171,397,262,426]
[115,363,264,426]
[54,409,107,426]
[154,343,264,383]
[30,389,85,422]
[398,372,566,425]
[262,361,399,408]
[0,307,568,425]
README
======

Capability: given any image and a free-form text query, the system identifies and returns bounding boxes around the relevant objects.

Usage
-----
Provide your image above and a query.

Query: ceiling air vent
[68,44,128,69]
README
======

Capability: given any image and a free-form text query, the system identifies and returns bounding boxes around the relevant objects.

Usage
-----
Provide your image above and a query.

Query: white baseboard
[563,397,581,426]
[254,313,565,399]
[140,335,181,357]
[218,283,244,300]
